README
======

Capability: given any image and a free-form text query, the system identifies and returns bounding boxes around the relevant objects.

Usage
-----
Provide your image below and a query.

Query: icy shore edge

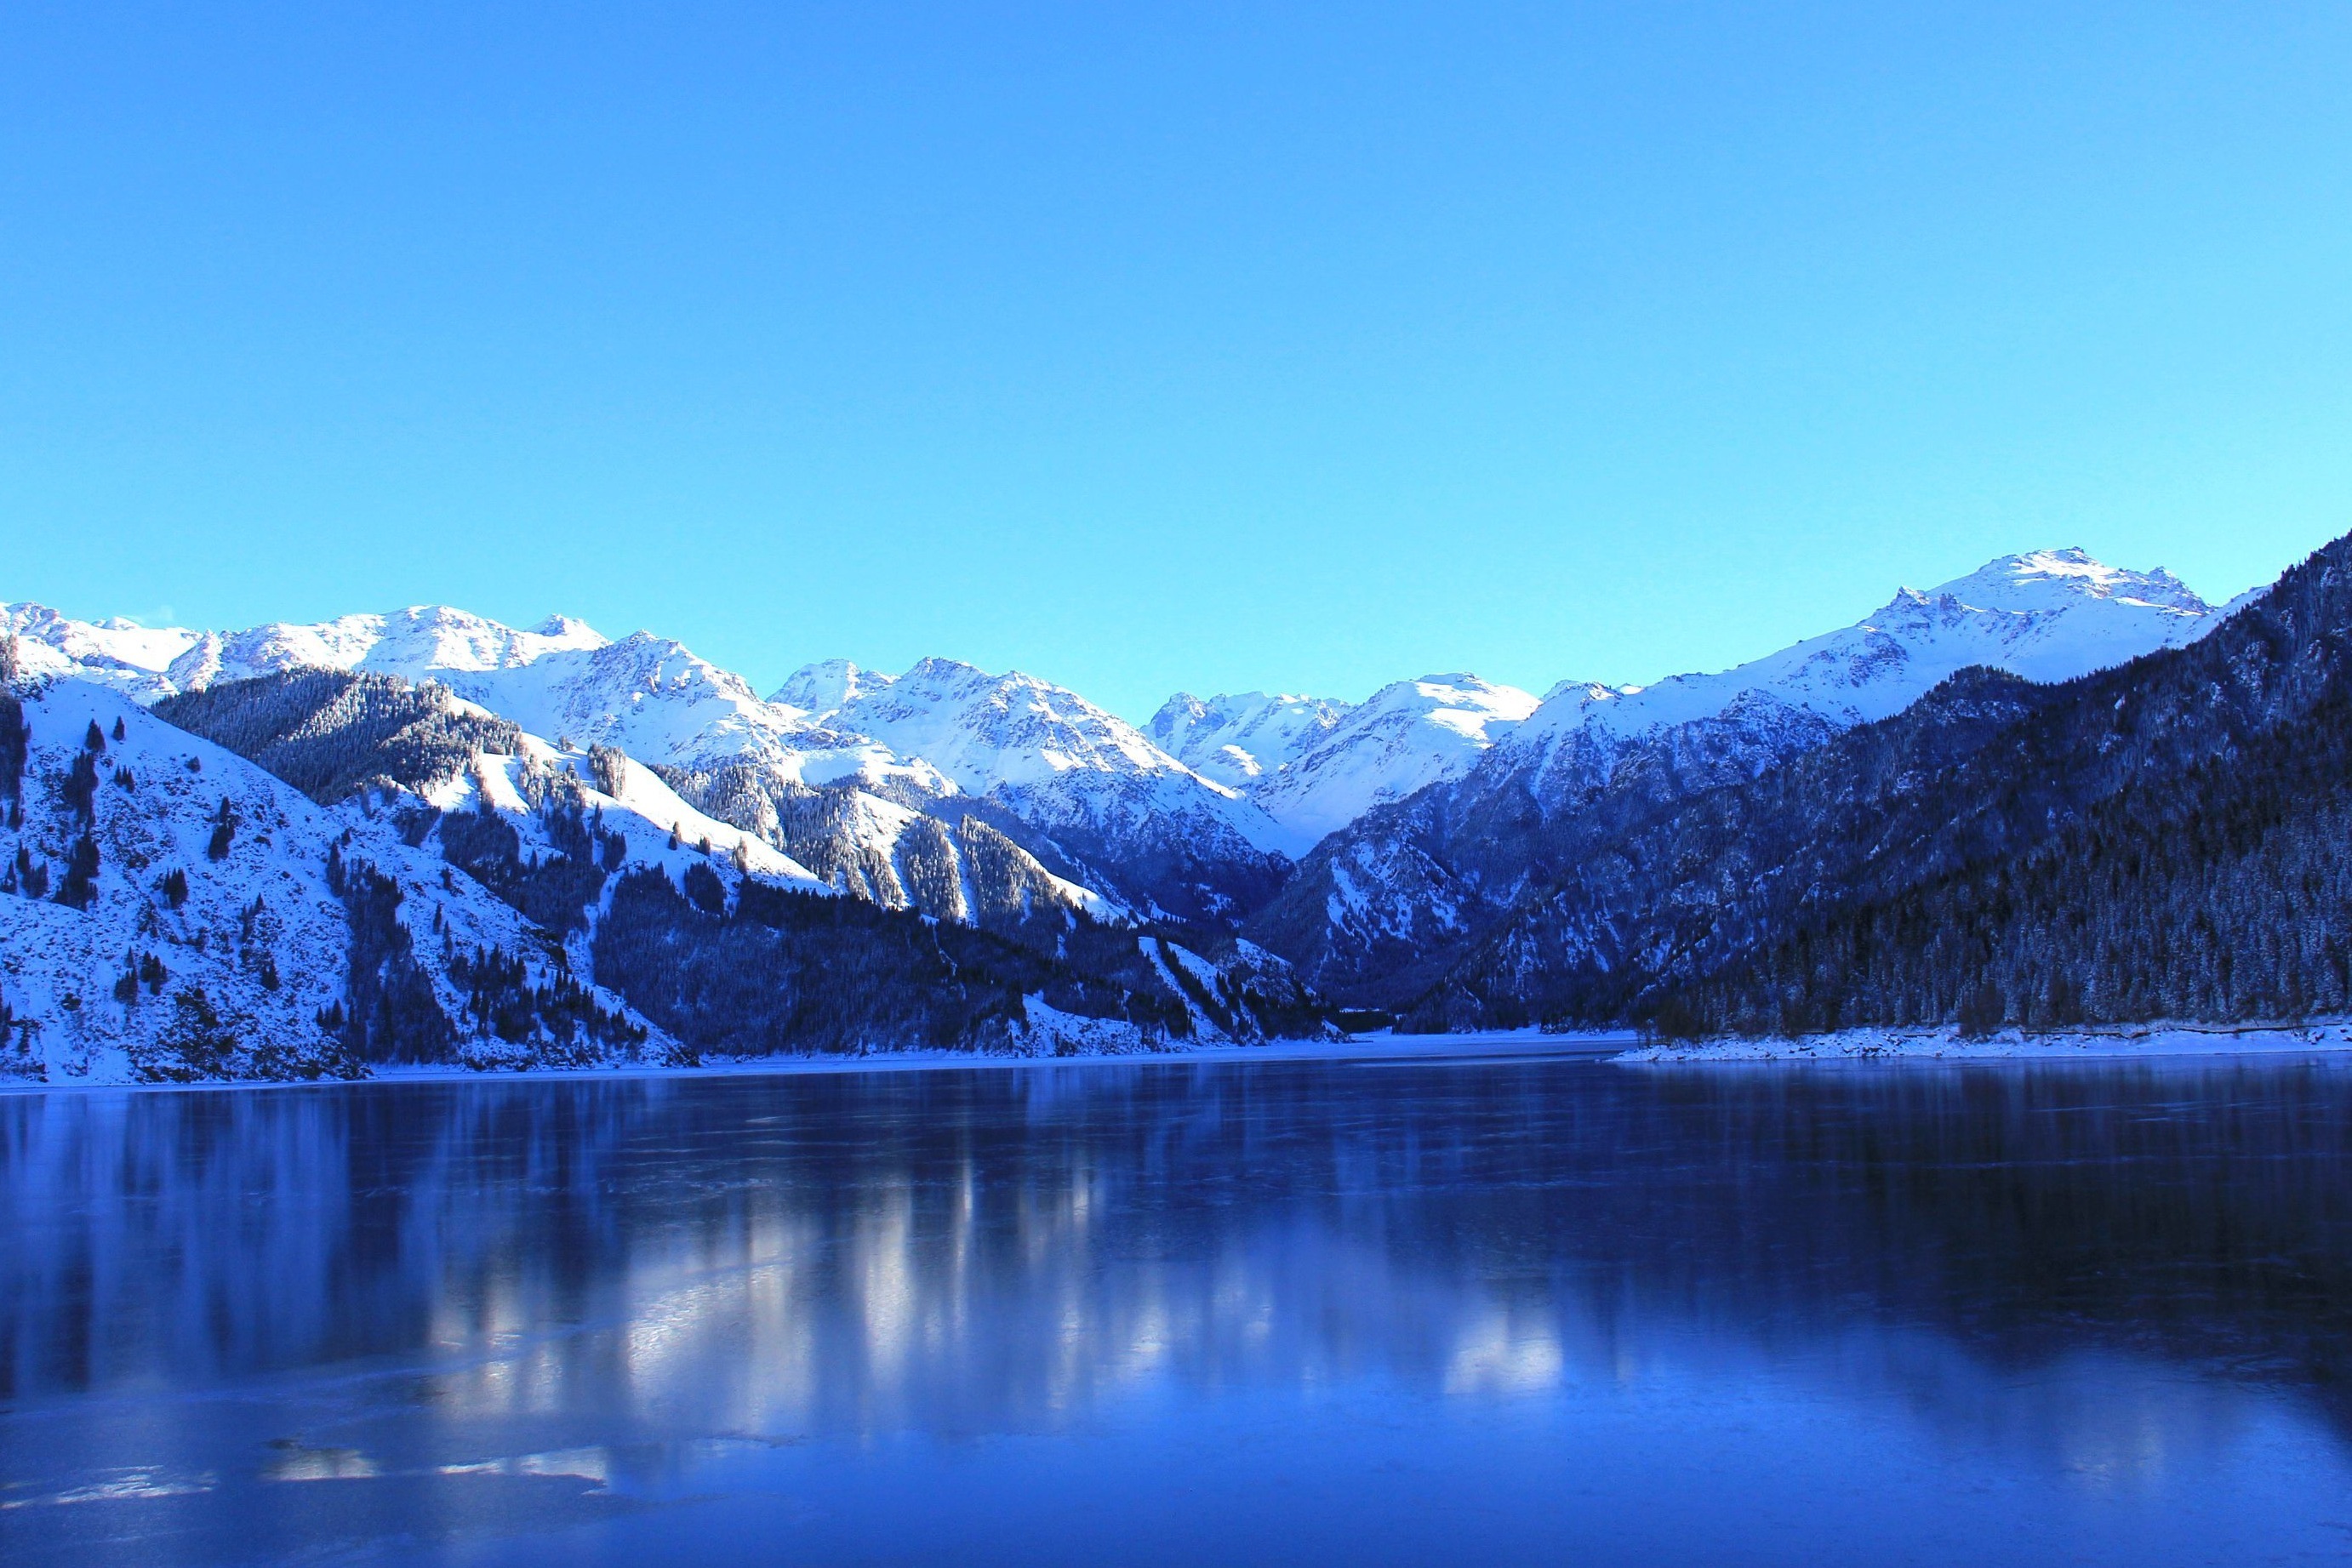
[9,1022,2350,1092]
[1616,1021,2352,1063]
[0,1029,1625,1092]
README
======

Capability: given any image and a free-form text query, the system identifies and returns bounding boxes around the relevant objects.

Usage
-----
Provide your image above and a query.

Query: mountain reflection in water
[4,1056,2352,1566]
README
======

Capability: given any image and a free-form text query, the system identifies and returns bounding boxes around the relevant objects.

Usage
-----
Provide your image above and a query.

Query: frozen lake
[6,1050,2352,1565]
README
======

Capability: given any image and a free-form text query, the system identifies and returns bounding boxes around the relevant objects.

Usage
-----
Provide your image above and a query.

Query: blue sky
[3,3,2348,720]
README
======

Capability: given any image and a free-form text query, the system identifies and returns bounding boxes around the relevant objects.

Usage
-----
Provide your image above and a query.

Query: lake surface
[5,1052,2352,1566]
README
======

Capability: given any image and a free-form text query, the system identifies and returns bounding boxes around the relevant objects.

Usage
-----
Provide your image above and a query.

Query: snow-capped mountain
[1149,676,1539,845]
[0,540,2244,1023]
[9,529,2333,1070]
[1,650,1319,1078]
[770,655,1306,920]
[1496,548,2219,801]
[1246,675,1539,844]
[1147,691,1350,789]
[1242,547,2233,1006]
[769,658,898,716]
[175,606,609,691]
[0,674,671,1083]
[665,759,1121,932]
[0,602,929,792]
[0,603,205,701]
[1412,535,2352,1035]
[3,601,1304,928]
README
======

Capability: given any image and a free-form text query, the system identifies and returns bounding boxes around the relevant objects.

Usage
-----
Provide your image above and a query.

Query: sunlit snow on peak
[1916,547,2211,619]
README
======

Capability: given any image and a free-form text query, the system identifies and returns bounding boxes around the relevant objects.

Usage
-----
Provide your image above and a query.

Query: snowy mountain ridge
[1235,547,2236,1007]
[1147,691,1352,788]
[1245,675,1539,843]
[0,536,2281,1077]
[1525,547,2215,742]
[3,542,2230,945]
[2,602,1297,927]
[0,676,676,1083]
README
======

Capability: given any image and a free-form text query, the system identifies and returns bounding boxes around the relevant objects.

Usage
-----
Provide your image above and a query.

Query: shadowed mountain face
[1242,550,2229,1011]
[1407,532,2352,1034]
[4,1058,2352,1564]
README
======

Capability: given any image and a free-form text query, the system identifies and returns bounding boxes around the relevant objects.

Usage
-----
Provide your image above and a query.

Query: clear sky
[3,3,2348,721]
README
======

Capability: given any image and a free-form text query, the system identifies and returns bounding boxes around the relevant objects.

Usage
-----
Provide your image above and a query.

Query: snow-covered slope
[191,609,952,795]
[664,761,1121,930]
[1247,675,1539,844]
[432,737,825,890]
[769,656,1306,918]
[1146,691,1350,789]
[768,658,897,717]
[1499,548,2219,797]
[1149,676,1538,847]
[7,602,1273,921]
[1,602,935,793]
[0,676,671,1083]
[1,604,204,701]
[782,657,1258,812]
[1242,547,2231,1007]
[175,606,608,691]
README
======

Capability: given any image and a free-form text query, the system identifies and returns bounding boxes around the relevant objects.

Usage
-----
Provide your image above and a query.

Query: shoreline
[10,1020,2352,1094]
[0,1028,1636,1094]
[1618,1020,2352,1064]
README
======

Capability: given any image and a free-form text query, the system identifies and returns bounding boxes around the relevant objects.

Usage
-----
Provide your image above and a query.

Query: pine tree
[54,834,100,909]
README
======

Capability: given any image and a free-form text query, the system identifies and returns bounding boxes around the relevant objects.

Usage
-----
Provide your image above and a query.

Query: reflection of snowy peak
[1249,675,1538,844]
[1147,691,1350,789]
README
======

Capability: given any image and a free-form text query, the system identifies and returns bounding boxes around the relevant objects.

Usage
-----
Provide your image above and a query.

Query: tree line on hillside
[156,670,522,804]
[1403,533,2352,1038]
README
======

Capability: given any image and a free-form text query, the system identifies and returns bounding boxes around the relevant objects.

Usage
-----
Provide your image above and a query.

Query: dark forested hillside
[591,871,1189,1058]
[1680,679,2352,1031]
[1407,532,2352,1035]
[156,671,521,803]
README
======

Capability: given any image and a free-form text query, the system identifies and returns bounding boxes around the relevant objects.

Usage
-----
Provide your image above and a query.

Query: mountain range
[6,539,2304,1081]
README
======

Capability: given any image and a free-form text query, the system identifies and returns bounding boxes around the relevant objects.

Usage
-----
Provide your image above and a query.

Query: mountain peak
[1249,673,1537,842]
[1917,548,2210,618]
[769,657,896,716]
[1148,690,1352,792]
[531,613,604,643]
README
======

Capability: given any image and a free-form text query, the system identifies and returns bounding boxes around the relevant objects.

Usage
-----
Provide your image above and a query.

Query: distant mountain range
[8,538,2314,1082]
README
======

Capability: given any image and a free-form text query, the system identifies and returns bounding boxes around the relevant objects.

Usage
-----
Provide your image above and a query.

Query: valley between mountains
[7,539,2338,1084]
